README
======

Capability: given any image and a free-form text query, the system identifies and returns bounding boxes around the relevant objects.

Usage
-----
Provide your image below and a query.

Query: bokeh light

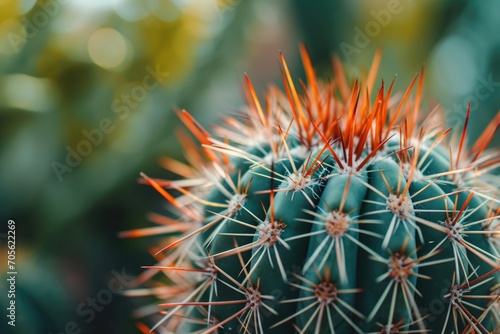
[87,28,128,69]
[18,0,36,15]
[1,74,53,111]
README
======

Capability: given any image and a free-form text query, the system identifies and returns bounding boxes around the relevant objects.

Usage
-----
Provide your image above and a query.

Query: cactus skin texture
[124,47,500,333]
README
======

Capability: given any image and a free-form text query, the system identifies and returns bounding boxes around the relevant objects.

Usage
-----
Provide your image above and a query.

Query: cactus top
[123,46,500,333]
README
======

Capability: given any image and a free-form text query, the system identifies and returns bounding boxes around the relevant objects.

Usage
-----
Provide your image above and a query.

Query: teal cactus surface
[124,49,500,333]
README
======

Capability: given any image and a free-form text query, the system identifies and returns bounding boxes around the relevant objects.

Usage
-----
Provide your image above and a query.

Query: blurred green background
[0,0,498,333]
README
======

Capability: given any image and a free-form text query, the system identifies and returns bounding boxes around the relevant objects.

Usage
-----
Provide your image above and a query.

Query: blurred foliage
[0,0,498,333]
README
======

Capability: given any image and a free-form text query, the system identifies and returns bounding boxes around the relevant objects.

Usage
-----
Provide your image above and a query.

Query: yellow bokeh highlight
[87,28,127,69]
[0,18,25,55]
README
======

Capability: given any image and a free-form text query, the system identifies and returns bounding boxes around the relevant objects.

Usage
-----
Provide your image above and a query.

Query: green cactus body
[127,49,500,333]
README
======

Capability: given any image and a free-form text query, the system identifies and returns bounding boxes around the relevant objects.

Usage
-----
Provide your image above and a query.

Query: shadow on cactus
[122,46,500,333]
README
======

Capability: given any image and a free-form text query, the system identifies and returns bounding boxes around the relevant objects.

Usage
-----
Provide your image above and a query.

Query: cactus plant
[124,46,500,333]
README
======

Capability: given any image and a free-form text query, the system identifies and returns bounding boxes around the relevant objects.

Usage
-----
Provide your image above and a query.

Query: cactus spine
[124,47,500,333]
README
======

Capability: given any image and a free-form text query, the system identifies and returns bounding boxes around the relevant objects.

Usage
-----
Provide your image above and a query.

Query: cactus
[124,47,500,333]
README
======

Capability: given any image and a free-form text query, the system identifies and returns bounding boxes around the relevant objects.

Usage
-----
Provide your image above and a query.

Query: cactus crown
[124,46,500,333]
